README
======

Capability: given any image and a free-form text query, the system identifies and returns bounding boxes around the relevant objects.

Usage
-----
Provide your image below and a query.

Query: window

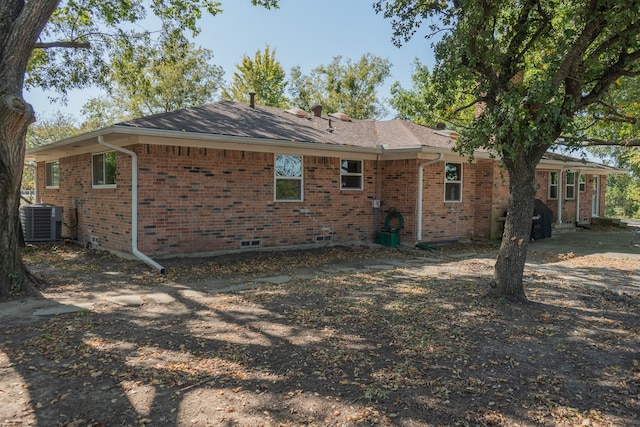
[565,171,575,199]
[92,151,117,187]
[444,162,462,202]
[340,159,363,190]
[579,174,586,192]
[275,154,303,201]
[45,161,59,188]
[548,171,558,199]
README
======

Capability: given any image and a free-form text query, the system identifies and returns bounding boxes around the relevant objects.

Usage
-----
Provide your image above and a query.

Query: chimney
[249,92,256,108]
[311,104,322,117]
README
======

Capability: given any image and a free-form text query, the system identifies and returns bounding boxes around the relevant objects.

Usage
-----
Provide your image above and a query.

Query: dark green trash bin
[377,231,400,247]
[377,209,403,247]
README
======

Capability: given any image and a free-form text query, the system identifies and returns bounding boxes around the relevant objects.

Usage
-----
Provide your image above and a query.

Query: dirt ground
[1,231,639,426]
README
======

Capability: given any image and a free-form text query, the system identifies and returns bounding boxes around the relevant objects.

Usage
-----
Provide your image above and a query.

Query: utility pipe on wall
[417,153,444,241]
[98,136,166,274]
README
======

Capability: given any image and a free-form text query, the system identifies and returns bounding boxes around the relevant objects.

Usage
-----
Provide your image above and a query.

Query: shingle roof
[116,100,455,149]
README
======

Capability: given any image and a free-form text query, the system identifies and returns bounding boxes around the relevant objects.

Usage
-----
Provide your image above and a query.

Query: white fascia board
[536,158,627,174]
[134,131,381,159]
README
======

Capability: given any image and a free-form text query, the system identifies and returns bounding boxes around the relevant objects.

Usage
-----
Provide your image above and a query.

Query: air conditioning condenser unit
[20,204,63,242]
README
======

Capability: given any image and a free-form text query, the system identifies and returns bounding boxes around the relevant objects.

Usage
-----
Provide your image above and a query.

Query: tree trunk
[0,95,40,299]
[1,0,60,300]
[488,160,539,302]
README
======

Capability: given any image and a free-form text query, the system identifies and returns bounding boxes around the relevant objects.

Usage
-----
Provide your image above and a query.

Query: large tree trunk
[0,0,60,300]
[488,150,543,302]
[0,96,40,299]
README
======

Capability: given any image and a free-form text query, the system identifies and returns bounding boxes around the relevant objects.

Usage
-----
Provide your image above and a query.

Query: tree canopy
[289,54,392,119]
[389,58,475,128]
[81,36,224,127]
[221,46,288,108]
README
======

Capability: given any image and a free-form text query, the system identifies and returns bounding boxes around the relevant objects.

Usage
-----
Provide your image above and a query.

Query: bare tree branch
[33,41,91,49]
[594,101,639,124]
[581,49,640,107]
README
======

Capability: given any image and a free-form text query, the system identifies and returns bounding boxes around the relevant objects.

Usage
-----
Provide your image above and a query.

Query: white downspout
[575,170,581,225]
[417,153,444,241]
[98,136,166,274]
[557,168,563,224]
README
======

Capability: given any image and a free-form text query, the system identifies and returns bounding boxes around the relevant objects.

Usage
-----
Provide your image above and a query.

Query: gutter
[417,153,444,241]
[97,136,166,274]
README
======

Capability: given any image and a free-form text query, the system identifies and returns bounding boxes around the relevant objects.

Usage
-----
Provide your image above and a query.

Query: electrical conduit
[417,153,443,241]
[97,136,166,274]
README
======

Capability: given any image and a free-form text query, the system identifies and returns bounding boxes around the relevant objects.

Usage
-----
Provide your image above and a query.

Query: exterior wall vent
[20,204,63,242]
[241,240,261,248]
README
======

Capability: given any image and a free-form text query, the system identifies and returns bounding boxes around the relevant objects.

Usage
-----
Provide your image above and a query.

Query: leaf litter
[1,241,638,426]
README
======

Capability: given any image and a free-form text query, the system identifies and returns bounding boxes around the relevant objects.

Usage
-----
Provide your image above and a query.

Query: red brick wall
[378,159,419,242]
[409,159,479,243]
[37,151,134,253]
[36,143,608,256]
[135,145,378,256]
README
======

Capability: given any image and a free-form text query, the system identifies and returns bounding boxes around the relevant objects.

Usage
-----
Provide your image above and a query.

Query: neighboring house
[26,100,624,270]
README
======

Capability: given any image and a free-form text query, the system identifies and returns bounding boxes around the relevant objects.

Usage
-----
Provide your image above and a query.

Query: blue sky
[26,0,437,120]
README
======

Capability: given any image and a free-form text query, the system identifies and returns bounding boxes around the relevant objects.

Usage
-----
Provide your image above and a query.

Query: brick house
[26,100,623,270]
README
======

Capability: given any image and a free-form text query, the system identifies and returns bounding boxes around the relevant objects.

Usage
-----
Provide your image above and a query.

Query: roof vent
[311,104,322,117]
[249,92,256,108]
[285,108,309,118]
[328,112,351,122]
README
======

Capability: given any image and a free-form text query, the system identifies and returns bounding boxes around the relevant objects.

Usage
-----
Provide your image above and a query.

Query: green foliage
[26,112,82,148]
[25,0,231,99]
[389,58,475,129]
[221,46,288,108]
[288,54,391,119]
[605,174,640,218]
[81,35,224,123]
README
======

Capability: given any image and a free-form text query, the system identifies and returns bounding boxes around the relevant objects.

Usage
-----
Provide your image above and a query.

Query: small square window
[340,159,363,190]
[444,162,462,202]
[92,151,117,187]
[275,154,303,201]
[45,161,59,188]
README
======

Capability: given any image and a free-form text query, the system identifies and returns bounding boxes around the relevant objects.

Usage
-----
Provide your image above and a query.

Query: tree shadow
[2,248,639,425]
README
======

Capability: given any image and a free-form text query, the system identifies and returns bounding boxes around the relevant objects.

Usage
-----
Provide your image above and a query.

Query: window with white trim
[565,171,575,199]
[579,174,586,192]
[45,161,59,188]
[548,171,558,199]
[275,154,303,201]
[340,159,363,190]
[92,151,117,187]
[444,162,462,202]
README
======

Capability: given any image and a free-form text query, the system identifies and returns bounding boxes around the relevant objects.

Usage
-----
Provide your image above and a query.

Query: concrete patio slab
[106,295,144,306]
[32,302,94,316]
